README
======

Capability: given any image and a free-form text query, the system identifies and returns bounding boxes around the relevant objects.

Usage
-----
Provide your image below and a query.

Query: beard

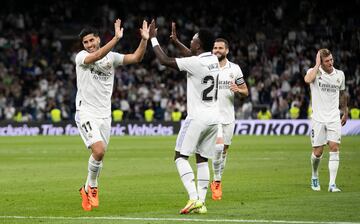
[217,54,226,61]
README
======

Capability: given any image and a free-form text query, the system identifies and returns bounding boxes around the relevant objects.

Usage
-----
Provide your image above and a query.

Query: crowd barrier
[0,120,359,136]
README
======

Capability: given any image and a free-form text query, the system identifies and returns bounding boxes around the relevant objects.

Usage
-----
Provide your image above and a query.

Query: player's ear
[226,48,229,54]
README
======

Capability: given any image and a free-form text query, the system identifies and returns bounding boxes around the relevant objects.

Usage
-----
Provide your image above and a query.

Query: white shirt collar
[198,52,212,57]
[319,66,336,75]
[222,59,230,69]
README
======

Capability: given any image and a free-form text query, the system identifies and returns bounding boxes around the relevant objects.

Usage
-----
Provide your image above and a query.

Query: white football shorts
[75,111,111,149]
[310,119,341,147]
[217,122,235,145]
[175,118,218,159]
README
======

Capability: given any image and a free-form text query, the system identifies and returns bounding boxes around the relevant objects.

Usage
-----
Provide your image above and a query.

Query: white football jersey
[75,50,124,118]
[176,52,220,125]
[308,67,345,122]
[218,60,245,124]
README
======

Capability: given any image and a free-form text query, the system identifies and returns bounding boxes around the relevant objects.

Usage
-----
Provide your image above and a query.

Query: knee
[328,141,340,152]
[92,142,106,160]
[93,150,105,160]
[313,151,322,157]
[330,147,339,152]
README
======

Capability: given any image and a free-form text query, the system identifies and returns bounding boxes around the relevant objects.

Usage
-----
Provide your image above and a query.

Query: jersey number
[202,75,219,101]
[82,121,92,133]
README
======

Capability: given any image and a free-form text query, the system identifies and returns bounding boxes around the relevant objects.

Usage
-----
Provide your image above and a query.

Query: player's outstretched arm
[170,22,192,57]
[304,50,321,84]
[149,19,178,70]
[340,90,348,126]
[123,20,149,65]
[84,19,123,64]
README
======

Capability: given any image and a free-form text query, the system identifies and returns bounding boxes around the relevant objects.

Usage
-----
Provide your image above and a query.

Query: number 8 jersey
[175,52,220,125]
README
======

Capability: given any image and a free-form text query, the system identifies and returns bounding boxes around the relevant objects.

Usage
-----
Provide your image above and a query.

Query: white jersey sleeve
[112,52,125,67]
[340,72,345,91]
[176,56,200,76]
[175,52,220,125]
[75,50,124,118]
[309,67,345,122]
[75,50,87,65]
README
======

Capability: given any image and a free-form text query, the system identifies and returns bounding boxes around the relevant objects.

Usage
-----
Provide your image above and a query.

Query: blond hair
[319,48,332,59]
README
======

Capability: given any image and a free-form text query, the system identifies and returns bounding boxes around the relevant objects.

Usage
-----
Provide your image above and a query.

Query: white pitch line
[0,216,359,224]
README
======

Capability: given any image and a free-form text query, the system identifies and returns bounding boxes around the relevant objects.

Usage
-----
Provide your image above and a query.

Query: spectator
[112,108,124,122]
[257,107,272,120]
[144,104,155,122]
[50,107,61,123]
[171,108,182,122]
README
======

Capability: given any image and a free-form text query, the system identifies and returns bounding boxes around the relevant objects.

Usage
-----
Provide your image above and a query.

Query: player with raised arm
[150,19,219,214]
[171,23,249,200]
[304,49,348,192]
[75,19,149,211]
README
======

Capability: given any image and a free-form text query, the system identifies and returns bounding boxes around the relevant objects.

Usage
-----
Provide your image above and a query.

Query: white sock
[220,152,228,178]
[197,162,209,203]
[175,157,198,200]
[328,151,339,186]
[85,155,102,190]
[311,152,321,179]
[212,144,224,181]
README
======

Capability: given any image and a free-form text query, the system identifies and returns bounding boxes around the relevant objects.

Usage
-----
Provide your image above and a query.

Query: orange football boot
[210,181,222,200]
[88,186,99,207]
[79,186,91,211]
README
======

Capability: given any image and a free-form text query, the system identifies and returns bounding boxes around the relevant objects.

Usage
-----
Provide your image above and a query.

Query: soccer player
[304,49,348,192]
[209,38,249,200]
[149,19,220,214]
[170,23,249,200]
[75,19,149,211]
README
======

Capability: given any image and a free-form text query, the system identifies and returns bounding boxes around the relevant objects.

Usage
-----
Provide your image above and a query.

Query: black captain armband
[235,77,245,85]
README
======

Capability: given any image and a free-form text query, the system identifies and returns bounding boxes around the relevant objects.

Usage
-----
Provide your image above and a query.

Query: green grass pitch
[0,135,359,224]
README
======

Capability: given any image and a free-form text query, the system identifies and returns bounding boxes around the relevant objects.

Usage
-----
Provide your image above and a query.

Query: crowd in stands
[0,0,359,122]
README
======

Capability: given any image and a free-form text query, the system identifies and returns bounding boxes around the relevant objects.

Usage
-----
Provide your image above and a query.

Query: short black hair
[198,28,215,52]
[215,38,229,49]
[78,27,99,41]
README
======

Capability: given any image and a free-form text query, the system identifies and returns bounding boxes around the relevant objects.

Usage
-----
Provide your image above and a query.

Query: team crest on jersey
[229,73,234,79]
[105,62,111,70]
[336,78,340,83]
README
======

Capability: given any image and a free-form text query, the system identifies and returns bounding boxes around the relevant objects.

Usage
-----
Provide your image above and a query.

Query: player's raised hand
[114,19,124,40]
[315,50,321,67]
[140,20,150,40]
[170,22,178,42]
[149,19,158,38]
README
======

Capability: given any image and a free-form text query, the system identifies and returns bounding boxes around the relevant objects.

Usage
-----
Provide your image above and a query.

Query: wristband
[151,38,159,47]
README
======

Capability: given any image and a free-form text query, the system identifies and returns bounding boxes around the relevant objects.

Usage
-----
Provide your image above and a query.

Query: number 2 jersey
[308,67,345,122]
[75,50,124,118]
[175,52,220,125]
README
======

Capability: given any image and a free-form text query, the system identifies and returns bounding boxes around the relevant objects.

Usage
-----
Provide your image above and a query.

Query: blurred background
[0,0,359,123]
